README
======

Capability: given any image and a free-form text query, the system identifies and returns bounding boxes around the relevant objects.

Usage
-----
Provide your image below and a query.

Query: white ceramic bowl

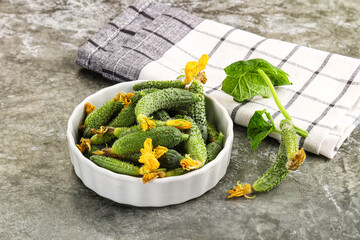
[67,80,233,207]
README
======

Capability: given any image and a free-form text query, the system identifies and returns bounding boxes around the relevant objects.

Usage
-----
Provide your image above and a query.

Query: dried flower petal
[227,182,254,199]
[85,102,95,116]
[286,148,306,171]
[142,171,166,183]
[180,155,202,170]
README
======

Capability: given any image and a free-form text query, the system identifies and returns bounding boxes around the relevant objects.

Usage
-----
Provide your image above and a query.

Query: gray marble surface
[1,0,359,239]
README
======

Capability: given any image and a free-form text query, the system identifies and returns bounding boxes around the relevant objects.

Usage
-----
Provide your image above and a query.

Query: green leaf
[247,109,279,150]
[221,59,291,102]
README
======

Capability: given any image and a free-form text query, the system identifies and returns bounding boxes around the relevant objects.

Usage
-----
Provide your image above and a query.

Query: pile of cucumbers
[77,79,225,182]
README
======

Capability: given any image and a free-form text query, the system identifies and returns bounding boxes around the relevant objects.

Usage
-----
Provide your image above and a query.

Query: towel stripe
[277,45,300,68]
[129,5,155,20]
[243,38,267,60]
[299,64,360,147]
[102,68,132,81]
[272,53,333,120]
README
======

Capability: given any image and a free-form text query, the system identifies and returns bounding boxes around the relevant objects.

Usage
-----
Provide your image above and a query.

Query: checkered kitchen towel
[76,0,360,159]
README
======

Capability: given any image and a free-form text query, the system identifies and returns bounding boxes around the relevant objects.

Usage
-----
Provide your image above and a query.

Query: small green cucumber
[90,132,117,145]
[83,97,119,137]
[252,139,289,192]
[135,88,201,118]
[187,80,208,141]
[206,132,225,163]
[112,126,189,155]
[152,109,171,121]
[158,149,183,170]
[133,80,186,91]
[280,119,299,160]
[251,122,298,192]
[89,155,141,176]
[165,167,188,177]
[107,91,143,127]
[183,116,207,166]
[207,121,219,143]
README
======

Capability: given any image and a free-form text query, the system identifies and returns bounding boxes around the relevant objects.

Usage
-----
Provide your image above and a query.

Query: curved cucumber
[135,88,201,117]
[83,98,118,137]
[133,80,185,91]
[112,126,189,155]
[206,132,224,163]
[108,92,142,127]
[251,121,298,192]
[152,109,171,121]
[252,139,289,192]
[206,121,219,143]
[89,155,141,176]
[187,80,208,141]
[183,116,207,166]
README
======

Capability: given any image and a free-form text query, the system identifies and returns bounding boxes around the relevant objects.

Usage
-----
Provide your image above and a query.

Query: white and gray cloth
[76,0,360,159]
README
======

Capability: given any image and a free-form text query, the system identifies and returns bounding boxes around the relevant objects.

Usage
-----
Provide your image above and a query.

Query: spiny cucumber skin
[187,80,208,141]
[110,101,124,120]
[206,132,224,163]
[114,121,165,138]
[152,109,171,121]
[133,80,185,91]
[158,149,183,170]
[280,119,299,160]
[112,126,188,155]
[166,167,188,177]
[89,155,140,176]
[84,98,117,137]
[252,139,289,192]
[135,88,201,117]
[123,153,141,164]
[183,116,207,166]
[207,121,219,143]
[108,92,142,128]
[90,132,117,145]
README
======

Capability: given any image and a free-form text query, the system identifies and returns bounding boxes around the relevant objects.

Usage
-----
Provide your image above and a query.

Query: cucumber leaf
[247,109,279,150]
[221,59,291,102]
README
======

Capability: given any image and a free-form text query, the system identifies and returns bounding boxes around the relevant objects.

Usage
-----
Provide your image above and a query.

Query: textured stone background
[0,0,359,239]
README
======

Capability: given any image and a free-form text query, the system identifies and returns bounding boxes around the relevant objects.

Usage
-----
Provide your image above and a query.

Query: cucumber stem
[258,69,308,137]
[257,69,292,121]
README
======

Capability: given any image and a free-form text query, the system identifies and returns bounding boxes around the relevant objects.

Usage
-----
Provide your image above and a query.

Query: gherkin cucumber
[183,116,207,166]
[112,126,189,155]
[89,155,141,176]
[108,92,142,128]
[252,139,289,192]
[152,109,171,121]
[83,98,118,137]
[206,132,224,163]
[135,88,201,118]
[158,149,183,170]
[187,79,208,141]
[133,80,186,91]
[206,121,219,143]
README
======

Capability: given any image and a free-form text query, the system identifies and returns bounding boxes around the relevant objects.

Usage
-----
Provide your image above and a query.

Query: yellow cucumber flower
[137,114,156,131]
[84,102,95,116]
[119,92,134,108]
[76,138,92,152]
[184,54,209,84]
[286,148,306,171]
[227,182,255,199]
[180,154,202,170]
[142,171,166,183]
[165,119,192,130]
[139,138,168,174]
